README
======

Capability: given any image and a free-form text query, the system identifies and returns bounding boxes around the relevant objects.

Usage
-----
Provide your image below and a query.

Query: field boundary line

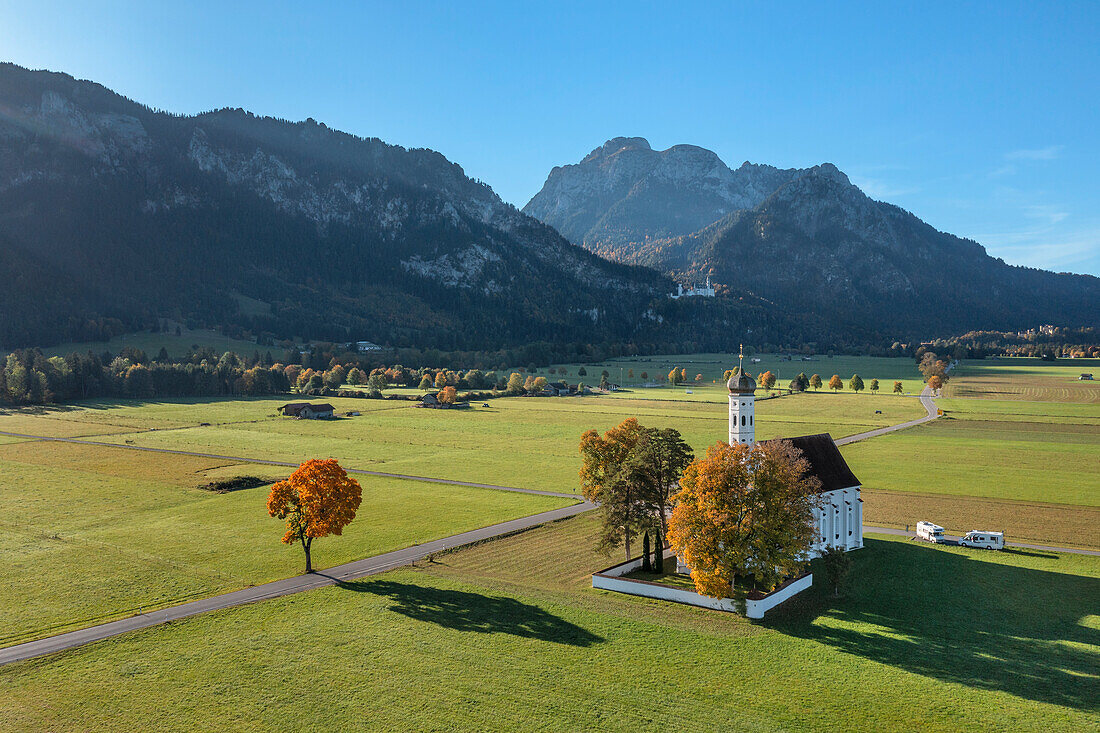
[0,429,581,500]
[0,501,595,666]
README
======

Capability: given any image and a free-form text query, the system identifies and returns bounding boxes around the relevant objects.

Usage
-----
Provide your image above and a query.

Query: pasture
[549,352,929,395]
[2,513,1095,731]
[2,392,924,494]
[945,357,1100,403]
[0,438,570,646]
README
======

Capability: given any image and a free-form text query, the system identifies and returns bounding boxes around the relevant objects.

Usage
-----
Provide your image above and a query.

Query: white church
[725,359,864,556]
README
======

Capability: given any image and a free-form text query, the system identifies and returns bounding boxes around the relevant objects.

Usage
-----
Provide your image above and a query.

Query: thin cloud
[1004,145,1064,161]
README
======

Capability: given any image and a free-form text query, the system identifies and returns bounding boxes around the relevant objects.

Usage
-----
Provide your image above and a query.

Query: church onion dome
[727,372,756,394]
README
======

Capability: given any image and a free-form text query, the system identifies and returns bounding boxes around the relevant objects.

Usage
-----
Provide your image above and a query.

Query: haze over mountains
[0,65,676,351]
[0,64,1095,355]
[524,137,1100,334]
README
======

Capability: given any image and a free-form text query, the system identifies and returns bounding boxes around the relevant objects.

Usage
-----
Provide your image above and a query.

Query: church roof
[761,433,861,493]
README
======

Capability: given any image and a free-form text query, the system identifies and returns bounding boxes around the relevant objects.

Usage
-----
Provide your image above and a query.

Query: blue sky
[2,1,1097,275]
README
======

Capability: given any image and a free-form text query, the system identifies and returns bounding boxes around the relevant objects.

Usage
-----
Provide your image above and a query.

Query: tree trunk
[624,529,631,560]
[303,536,313,573]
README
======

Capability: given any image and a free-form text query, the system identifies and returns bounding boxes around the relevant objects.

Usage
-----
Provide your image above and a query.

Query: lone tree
[893,380,904,394]
[849,374,865,393]
[869,378,879,394]
[667,441,820,597]
[820,545,852,597]
[928,374,944,394]
[828,374,843,392]
[810,374,822,391]
[267,459,363,573]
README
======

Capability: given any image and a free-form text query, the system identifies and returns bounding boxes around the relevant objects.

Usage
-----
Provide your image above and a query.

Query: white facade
[810,487,863,556]
[669,276,716,299]
[729,389,756,446]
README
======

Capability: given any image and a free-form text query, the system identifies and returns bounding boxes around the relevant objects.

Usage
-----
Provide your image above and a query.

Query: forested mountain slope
[0,65,676,350]
[525,138,1100,334]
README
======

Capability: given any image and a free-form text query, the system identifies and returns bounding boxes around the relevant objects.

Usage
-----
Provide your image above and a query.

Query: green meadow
[39,326,274,360]
[549,352,929,395]
[2,514,1096,732]
[3,392,924,493]
[0,440,570,646]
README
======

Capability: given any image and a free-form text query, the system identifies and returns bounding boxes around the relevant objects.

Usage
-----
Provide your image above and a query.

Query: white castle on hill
[669,276,715,299]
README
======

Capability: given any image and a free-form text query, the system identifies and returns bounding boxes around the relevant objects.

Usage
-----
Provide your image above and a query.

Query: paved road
[0,430,581,500]
[834,387,939,446]
[865,525,1100,557]
[0,501,596,666]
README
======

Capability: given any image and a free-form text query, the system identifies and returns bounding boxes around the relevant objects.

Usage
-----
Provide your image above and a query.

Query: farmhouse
[279,402,335,419]
[723,365,863,556]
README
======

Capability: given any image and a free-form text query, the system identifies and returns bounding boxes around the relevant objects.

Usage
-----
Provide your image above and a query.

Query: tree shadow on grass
[337,579,604,647]
[769,538,1100,711]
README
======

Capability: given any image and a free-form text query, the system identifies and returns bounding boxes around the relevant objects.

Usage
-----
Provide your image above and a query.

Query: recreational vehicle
[959,531,1004,550]
[916,521,946,543]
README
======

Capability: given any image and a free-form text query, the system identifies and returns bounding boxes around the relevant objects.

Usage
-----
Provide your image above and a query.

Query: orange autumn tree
[267,459,363,573]
[438,385,458,404]
[667,440,820,598]
[579,418,648,559]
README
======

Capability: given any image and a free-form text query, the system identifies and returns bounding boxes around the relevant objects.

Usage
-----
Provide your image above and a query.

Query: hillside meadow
[2,514,1096,732]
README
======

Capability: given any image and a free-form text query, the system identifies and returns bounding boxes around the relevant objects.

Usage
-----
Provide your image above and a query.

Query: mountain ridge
[524,138,1100,333]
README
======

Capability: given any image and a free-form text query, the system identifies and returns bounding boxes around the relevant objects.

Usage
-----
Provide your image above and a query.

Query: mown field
[945,357,1100,403]
[845,359,1100,547]
[0,392,924,494]
[0,438,570,646]
[2,514,1095,732]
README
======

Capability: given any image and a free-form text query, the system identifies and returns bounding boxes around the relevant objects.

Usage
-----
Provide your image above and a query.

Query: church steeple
[728,344,757,445]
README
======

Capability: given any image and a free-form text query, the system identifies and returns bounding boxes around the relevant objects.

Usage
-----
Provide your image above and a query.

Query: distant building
[669,276,716,299]
[352,341,383,353]
[279,402,335,419]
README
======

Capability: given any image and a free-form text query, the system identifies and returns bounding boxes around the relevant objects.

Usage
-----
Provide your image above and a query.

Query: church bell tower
[728,344,757,445]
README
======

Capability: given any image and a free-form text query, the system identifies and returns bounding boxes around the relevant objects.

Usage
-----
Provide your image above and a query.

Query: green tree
[810,374,822,391]
[820,545,852,597]
[869,378,879,394]
[417,374,433,390]
[577,367,587,376]
[579,418,649,559]
[849,374,865,393]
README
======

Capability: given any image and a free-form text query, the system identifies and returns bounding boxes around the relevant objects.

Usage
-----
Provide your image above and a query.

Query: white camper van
[916,521,946,543]
[959,531,1004,550]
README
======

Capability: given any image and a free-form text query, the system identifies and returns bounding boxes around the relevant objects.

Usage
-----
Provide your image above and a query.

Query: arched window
[741,415,746,426]
[750,415,753,425]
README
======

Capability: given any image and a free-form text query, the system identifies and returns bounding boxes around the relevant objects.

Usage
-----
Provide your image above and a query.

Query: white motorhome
[959,531,1004,550]
[916,521,946,543]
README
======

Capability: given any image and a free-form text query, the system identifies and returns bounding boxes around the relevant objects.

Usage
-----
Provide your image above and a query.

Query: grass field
[2,513,1096,731]
[1,392,924,494]
[550,352,930,395]
[945,357,1100,403]
[0,439,570,646]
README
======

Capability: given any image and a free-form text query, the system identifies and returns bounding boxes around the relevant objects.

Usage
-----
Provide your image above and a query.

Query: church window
[741,415,745,426]
[750,416,753,425]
